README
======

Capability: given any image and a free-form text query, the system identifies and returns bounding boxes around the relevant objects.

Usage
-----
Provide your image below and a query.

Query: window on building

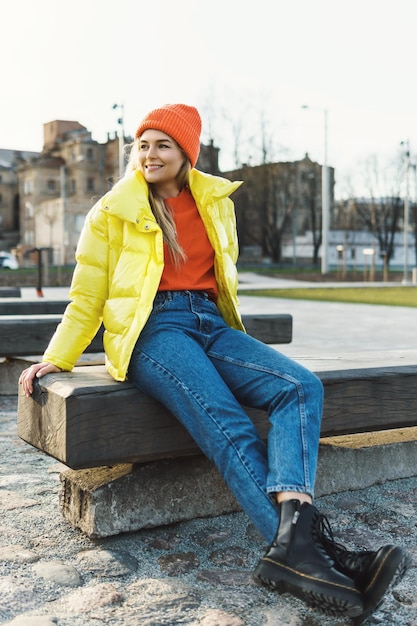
[87,177,95,192]
[69,179,76,195]
[86,148,94,162]
[47,179,56,193]
[24,230,35,245]
[24,179,33,195]
[74,214,86,232]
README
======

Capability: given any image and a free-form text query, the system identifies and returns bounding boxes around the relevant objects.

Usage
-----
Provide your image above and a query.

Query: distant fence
[0,267,74,288]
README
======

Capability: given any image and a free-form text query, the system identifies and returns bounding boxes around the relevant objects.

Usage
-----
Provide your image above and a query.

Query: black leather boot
[320,529,411,626]
[253,499,364,617]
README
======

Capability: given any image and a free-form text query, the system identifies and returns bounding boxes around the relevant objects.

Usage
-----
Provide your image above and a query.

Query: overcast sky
[3,0,417,197]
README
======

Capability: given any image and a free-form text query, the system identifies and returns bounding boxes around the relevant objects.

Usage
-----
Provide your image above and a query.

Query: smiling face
[138,129,186,198]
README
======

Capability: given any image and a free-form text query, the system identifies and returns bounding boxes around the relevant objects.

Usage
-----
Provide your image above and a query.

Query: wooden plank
[0,300,67,315]
[17,350,417,470]
[0,313,292,356]
[0,300,293,344]
[0,286,21,298]
[0,316,104,356]
[242,314,292,344]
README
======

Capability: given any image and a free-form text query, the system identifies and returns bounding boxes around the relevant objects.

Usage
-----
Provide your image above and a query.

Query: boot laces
[314,511,374,573]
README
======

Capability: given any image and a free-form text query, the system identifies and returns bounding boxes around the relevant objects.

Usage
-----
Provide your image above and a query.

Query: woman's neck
[152,182,182,199]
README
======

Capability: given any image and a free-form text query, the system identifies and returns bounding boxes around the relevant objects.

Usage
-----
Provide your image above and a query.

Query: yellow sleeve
[42,202,110,371]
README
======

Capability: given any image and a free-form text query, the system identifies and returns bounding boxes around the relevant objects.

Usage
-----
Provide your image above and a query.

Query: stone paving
[1,394,417,626]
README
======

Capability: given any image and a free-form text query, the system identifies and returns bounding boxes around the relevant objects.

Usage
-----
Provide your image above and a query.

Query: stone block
[59,456,240,538]
[59,433,417,538]
[0,357,37,395]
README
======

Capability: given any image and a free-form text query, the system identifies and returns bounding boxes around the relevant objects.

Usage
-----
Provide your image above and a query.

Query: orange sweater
[158,187,218,300]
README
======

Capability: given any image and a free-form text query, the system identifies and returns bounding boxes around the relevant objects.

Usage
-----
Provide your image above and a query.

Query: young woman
[19,104,408,621]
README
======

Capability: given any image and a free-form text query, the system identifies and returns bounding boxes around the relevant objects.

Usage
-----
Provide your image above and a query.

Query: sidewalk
[239,295,417,357]
[238,271,408,289]
[236,272,417,357]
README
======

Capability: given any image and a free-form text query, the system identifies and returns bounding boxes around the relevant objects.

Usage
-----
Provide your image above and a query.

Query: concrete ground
[237,272,417,357]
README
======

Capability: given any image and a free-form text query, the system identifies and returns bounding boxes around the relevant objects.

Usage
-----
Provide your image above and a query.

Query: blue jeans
[128,290,323,543]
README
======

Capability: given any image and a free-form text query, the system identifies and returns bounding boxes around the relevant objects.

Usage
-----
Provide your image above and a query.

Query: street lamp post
[401,140,410,284]
[60,164,68,265]
[302,105,330,274]
[113,103,125,178]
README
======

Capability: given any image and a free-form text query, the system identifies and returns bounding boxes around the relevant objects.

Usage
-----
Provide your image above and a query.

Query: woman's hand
[19,362,62,397]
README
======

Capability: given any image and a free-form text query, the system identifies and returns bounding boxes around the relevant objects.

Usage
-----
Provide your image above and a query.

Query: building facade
[224,155,335,265]
[0,121,221,267]
[0,149,38,252]
[13,120,122,265]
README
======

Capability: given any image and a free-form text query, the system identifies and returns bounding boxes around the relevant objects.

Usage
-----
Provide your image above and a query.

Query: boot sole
[352,549,412,626]
[253,558,363,618]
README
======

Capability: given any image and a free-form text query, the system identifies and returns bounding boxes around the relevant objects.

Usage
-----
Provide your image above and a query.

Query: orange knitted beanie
[135,104,202,168]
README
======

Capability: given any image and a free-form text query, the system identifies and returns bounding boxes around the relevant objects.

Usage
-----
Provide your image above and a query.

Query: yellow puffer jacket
[43,168,245,381]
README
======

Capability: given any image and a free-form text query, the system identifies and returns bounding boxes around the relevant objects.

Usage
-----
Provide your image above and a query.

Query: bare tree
[200,92,252,169]
[263,166,294,262]
[231,163,293,262]
[201,94,329,265]
[300,169,322,266]
[354,155,403,267]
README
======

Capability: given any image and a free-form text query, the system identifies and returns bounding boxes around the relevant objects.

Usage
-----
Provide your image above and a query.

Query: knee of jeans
[307,371,324,400]
[293,367,323,399]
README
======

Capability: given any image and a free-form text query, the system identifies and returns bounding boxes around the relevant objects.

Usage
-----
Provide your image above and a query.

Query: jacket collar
[102,171,151,223]
[102,169,243,223]
[189,169,242,205]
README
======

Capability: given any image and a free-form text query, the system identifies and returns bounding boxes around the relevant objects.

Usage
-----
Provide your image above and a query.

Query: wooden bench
[0,309,292,396]
[0,300,69,315]
[16,348,417,538]
[17,350,417,468]
[0,311,292,358]
[0,286,21,298]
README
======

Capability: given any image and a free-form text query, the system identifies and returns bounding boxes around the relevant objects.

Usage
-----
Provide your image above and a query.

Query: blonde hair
[125,139,190,267]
